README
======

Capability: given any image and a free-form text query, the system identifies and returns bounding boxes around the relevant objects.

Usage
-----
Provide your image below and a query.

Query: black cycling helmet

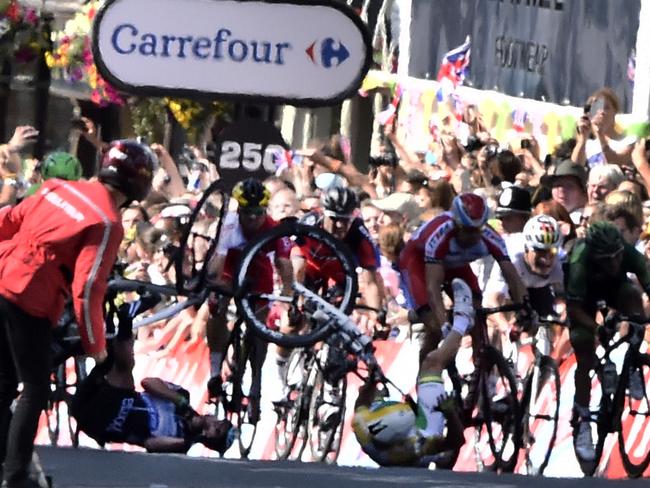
[586,221,624,258]
[321,187,357,218]
[98,140,157,203]
[232,178,271,210]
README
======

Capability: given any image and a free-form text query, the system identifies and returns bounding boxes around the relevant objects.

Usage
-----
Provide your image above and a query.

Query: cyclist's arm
[441,407,464,451]
[291,254,306,283]
[425,262,447,328]
[625,244,650,296]
[275,256,294,295]
[498,260,528,305]
[359,268,383,310]
[141,377,188,405]
[144,436,190,453]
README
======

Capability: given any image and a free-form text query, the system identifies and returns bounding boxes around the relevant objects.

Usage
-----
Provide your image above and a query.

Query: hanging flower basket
[0,0,46,64]
[46,0,124,106]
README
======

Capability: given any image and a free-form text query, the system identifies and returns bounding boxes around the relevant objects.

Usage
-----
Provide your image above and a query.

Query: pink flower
[24,9,38,26]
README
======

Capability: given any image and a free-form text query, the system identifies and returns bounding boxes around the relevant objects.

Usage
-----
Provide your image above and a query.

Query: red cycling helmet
[450,193,488,228]
[98,140,157,203]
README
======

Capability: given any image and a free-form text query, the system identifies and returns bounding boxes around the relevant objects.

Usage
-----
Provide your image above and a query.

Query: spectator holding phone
[572,88,635,168]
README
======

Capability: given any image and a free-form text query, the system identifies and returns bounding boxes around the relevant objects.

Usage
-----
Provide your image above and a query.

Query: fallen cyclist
[70,315,236,454]
[351,278,473,467]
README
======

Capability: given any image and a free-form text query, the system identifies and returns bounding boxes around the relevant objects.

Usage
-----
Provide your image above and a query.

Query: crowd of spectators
[1,86,650,355]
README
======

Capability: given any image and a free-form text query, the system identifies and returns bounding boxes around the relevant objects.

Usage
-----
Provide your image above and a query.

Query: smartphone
[520,139,531,150]
[589,98,605,118]
[583,103,591,115]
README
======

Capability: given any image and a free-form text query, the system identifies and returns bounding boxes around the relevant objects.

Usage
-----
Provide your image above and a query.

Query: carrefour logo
[111,25,294,65]
[92,0,372,105]
[306,38,350,68]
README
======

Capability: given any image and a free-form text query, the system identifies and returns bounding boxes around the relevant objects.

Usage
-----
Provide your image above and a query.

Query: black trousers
[0,296,52,486]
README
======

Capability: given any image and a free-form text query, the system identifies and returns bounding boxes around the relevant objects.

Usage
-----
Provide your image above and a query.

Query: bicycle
[510,315,564,475]
[573,307,650,478]
[272,301,385,463]
[446,303,524,473]
[46,318,88,448]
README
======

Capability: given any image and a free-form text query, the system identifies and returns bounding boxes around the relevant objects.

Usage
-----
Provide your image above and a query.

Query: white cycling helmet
[523,214,560,251]
[360,400,415,444]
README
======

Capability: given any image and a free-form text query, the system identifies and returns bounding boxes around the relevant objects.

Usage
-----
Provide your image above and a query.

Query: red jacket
[0,179,123,355]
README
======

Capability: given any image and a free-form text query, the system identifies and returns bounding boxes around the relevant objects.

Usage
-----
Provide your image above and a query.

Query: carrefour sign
[92,0,372,105]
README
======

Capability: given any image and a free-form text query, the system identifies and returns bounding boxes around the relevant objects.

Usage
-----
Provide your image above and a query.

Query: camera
[368,153,398,167]
[464,135,486,153]
[485,144,500,159]
[520,139,531,150]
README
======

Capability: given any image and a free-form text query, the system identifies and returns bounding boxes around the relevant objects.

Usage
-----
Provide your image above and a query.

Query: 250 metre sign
[213,119,288,192]
[92,0,372,106]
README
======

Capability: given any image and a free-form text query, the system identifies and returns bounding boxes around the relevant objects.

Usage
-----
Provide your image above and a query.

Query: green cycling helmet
[585,221,624,258]
[40,152,82,181]
[26,152,82,196]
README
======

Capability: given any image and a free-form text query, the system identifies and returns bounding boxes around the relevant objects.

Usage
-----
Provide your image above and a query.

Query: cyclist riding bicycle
[399,192,529,362]
[352,278,472,467]
[206,178,293,404]
[484,214,564,339]
[292,187,383,330]
[275,187,383,390]
[566,221,650,462]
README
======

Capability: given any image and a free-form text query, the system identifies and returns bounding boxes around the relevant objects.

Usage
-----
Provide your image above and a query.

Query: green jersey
[566,239,650,303]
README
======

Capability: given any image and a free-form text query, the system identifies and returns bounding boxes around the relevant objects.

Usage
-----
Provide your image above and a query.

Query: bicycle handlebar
[107,278,181,297]
[476,303,525,316]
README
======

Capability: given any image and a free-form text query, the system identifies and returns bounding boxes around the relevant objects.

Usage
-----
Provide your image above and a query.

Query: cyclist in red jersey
[292,187,383,332]
[0,140,156,488]
[206,179,293,400]
[399,192,529,361]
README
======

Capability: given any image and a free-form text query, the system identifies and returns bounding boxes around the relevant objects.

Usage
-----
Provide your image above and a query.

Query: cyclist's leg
[418,279,474,442]
[443,266,482,361]
[206,293,232,383]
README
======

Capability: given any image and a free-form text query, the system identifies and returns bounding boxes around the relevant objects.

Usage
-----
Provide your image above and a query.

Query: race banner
[408,0,640,111]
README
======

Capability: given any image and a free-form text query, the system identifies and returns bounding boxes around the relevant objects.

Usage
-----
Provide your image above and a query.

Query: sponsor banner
[37,336,646,478]
[92,0,372,105]
[408,0,639,110]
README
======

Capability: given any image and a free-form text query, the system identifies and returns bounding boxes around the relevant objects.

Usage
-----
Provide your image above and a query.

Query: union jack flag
[437,36,471,90]
[512,108,527,132]
[376,84,403,126]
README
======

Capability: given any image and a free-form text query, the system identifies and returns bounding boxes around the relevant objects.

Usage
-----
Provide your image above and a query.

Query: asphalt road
[36,446,647,488]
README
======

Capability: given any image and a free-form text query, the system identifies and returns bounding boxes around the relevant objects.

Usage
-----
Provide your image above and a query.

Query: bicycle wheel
[521,355,560,475]
[307,368,347,463]
[235,221,358,348]
[617,352,650,478]
[274,348,309,460]
[174,180,229,294]
[475,346,521,472]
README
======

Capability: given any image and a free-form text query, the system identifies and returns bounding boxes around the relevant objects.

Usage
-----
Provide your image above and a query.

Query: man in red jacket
[0,140,156,488]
